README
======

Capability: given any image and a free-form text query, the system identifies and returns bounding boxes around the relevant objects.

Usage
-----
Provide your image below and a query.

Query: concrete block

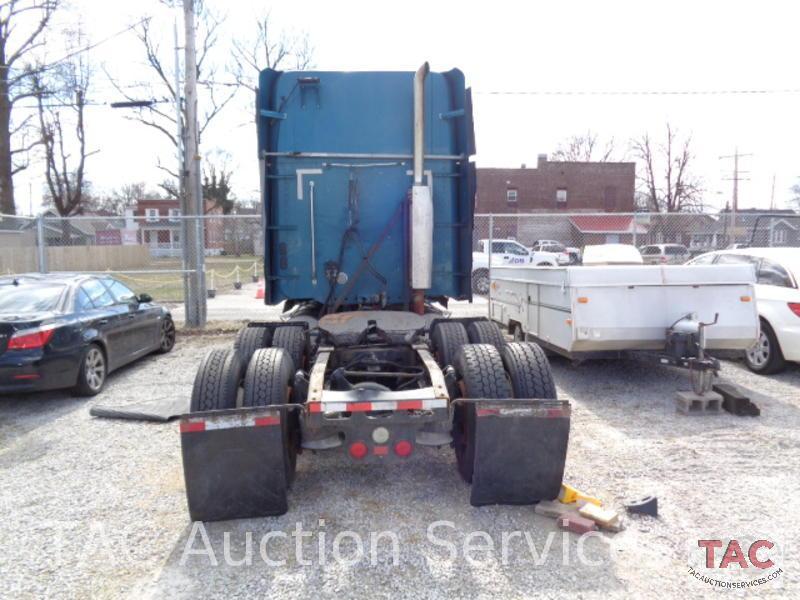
[534,500,576,519]
[557,514,598,535]
[675,390,723,416]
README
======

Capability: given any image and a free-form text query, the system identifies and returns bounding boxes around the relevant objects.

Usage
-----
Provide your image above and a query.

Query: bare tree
[630,124,702,213]
[95,181,161,215]
[551,131,615,162]
[0,0,60,214]
[790,182,800,210]
[34,26,95,240]
[231,12,313,94]
[106,1,236,187]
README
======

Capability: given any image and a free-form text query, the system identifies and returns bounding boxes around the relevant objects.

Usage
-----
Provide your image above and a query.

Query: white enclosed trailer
[489,264,759,391]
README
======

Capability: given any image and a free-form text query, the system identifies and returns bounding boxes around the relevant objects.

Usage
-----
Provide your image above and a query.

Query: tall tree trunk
[0,75,15,215]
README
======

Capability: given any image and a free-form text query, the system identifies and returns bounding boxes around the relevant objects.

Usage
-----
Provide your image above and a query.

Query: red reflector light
[373,445,389,456]
[789,303,800,317]
[8,327,56,350]
[254,416,280,427]
[349,441,368,460]
[13,374,40,380]
[394,440,413,457]
[180,421,205,433]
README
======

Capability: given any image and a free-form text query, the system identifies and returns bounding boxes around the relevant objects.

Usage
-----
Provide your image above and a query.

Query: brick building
[476,154,636,214]
[133,198,225,257]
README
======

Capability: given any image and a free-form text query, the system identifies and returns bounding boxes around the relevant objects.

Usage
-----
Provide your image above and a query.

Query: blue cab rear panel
[257,69,476,307]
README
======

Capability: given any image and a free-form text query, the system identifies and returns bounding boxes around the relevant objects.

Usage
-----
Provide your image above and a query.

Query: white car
[689,248,800,374]
[530,240,576,264]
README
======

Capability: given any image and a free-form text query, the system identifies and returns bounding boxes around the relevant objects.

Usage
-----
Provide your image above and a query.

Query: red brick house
[476,154,636,214]
[133,198,225,257]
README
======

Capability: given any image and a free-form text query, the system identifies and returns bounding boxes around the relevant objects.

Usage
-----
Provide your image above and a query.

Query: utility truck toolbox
[181,64,571,522]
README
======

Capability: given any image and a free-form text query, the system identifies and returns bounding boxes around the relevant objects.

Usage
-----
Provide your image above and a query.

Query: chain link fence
[0,213,264,307]
[472,211,800,294]
[2,209,798,315]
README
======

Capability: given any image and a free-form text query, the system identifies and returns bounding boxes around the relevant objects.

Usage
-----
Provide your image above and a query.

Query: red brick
[557,514,599,535]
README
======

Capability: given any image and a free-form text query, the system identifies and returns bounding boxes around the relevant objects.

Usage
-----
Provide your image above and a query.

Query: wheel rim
[85,348,105,391]
[475,274,489,295]
[746,331,770,367]
[160,319,176,350]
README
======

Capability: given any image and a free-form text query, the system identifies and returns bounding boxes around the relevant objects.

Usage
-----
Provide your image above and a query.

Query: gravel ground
[1,330,798,599]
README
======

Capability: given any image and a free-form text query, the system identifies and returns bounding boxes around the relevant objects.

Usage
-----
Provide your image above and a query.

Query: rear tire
[74,343,107,397]
[501,342,557,399]
[156,316,176,354]
[432,321,469,368]
[234,325,272,366]
[271,326,306,372]
[745,319,786,375]
[243,348,297,483]
[452,344,512,483]
[190,348,245,412]
[467,320,505,350]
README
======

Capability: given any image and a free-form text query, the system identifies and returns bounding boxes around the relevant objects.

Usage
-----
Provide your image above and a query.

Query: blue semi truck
[180,64,571,521]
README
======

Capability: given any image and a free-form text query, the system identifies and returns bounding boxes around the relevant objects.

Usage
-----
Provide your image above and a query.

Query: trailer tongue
[180,64,571,521]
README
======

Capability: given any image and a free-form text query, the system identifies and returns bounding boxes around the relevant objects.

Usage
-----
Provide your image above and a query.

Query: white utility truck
[472,239,567,294]
[489,256,759,393]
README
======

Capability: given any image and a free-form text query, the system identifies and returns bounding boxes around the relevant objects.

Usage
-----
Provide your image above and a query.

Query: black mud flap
[470,400,570,506]
[180,407,288,522]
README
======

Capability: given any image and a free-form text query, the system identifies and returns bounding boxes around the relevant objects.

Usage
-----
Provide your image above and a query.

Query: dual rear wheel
[451,341,558,485]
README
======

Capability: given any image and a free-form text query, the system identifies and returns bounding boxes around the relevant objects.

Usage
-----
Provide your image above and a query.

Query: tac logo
[687,536,783,589]
[698,539,775,569]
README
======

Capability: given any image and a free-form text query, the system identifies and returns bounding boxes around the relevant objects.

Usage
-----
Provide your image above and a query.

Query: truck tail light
[349,441,368,460]
[8,326,56,350]
[788,303,800,317]
[394,440,413,457]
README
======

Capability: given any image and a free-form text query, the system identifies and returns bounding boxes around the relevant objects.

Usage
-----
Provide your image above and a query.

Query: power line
[41,16,153,70]
[12,97,171,110]
[475,88,800,96]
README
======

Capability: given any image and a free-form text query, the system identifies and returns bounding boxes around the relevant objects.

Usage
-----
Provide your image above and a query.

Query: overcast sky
[12,0,800,214]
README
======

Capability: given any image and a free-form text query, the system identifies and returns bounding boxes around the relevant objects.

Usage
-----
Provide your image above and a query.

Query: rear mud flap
[180,407,288,522]
[470,400,570,506]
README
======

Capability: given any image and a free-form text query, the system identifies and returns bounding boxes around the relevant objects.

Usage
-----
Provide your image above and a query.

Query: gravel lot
[1,326,798,599]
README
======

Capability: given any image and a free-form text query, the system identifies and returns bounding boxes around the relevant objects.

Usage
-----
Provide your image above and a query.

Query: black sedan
[0,274,175,396]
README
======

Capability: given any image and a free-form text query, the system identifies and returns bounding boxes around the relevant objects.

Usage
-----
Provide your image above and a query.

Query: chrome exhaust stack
[411,62,432,312]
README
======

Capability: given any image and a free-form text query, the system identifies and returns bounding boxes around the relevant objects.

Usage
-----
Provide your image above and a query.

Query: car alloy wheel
[160,318,176,351]
[746,331,770,368]
[84,347,106,392]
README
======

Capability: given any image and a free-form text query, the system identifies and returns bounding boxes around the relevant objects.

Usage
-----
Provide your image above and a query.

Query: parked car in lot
[0,274,175,396]
[688,248,800,374]
[640,244,691,264]
[530,239,581,264]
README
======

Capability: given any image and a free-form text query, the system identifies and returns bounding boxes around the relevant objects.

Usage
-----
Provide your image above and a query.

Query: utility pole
[183,0,206,327]
[720,148,752,246]
[173,17,193,324]
[770,174,776,210]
